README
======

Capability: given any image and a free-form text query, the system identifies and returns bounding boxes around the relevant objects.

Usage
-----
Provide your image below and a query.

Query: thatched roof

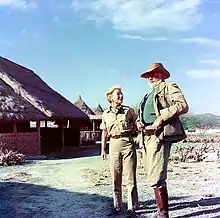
[0,79,46,121]
[0,57,89,121]
[74,95,95,115]
[94,104,104,115]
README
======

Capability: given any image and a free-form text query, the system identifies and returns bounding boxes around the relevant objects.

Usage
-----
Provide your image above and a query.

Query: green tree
[180,113,203,131]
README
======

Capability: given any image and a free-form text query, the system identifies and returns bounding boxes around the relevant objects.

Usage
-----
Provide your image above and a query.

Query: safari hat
[105,85,121,103]
[140,62,170,79]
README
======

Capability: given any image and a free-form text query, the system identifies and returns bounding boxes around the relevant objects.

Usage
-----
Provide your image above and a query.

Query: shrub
[170,144,210,163]
[0,148,25,166]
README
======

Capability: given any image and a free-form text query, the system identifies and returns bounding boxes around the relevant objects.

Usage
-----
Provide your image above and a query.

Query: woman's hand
[136,121,145,131]
[101,150,107,160]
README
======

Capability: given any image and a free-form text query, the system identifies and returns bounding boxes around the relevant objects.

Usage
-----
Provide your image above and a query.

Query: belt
[110,134,131,139]
[143,129,156,136]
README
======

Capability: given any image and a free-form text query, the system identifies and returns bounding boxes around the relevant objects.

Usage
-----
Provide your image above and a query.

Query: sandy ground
[0,144,220,218]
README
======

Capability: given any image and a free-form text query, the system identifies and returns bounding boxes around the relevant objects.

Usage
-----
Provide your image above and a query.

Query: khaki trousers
[142,135,171,187]
[109,137,138,209]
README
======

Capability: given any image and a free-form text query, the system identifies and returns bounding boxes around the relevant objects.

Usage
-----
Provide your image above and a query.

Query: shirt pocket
[117,114,129,130]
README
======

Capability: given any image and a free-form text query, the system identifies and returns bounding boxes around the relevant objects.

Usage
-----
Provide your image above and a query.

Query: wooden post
[36,121,40,133]
[36,121,41,155]
[92,120,95,132]
[12,121,17,133]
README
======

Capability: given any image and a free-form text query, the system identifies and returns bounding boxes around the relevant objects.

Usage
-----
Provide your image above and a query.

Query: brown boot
[151,186,169,218]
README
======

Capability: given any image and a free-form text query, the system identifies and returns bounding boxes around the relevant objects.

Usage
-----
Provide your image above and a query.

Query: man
[136,63,189,218]
[100,85,139,217]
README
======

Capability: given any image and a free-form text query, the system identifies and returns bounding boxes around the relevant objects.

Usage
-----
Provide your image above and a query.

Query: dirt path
[0,146,220,218]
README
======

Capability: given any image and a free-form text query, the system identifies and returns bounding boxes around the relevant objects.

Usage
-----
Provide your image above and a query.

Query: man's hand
[101,150,106,160]
[136,121,145,132]
[152,116,163,130]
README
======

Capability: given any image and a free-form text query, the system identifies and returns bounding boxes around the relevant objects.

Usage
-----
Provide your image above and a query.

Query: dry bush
[0,148,25,166]
[170,144,210,163]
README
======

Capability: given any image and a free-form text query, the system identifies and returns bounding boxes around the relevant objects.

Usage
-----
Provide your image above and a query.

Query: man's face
[147,71,164,86]
[110,89,123,105]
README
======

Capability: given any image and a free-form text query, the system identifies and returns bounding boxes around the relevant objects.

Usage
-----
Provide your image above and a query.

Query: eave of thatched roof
[0,79,46,121]
[89,114,102,120]
[0,57,89,121]
[74,95,95,115]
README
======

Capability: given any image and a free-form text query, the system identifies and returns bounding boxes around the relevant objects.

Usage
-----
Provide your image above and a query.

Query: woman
[100,85,138,217]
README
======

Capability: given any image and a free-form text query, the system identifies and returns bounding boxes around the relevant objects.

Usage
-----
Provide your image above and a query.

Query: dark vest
[140,89,157,125]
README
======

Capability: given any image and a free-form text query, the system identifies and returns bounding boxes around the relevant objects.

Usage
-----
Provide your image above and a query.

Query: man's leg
[143,135,171,218]
[152,185,169,218]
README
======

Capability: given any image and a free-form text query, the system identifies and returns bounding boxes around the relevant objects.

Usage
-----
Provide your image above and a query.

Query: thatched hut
[74,95,95,115]
[0,56,90,155]
[74,97,104,142]
[73,95,94,130]
[89,104,104,131]
[94,103,104,115]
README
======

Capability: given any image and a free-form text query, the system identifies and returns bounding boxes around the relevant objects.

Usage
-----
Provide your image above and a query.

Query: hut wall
[17,122,35,132]
[0,132,40,155]
[0,122,13,133]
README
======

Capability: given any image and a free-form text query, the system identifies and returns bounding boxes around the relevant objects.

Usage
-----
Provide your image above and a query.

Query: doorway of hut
[40,127,80,155]
[40,128,62,155]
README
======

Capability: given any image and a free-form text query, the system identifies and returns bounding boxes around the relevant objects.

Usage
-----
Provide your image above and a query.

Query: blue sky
[0,0,220,115]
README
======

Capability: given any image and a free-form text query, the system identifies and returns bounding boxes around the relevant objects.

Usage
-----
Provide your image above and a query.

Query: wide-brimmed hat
[105,85,121,103]
[140,62,170,79]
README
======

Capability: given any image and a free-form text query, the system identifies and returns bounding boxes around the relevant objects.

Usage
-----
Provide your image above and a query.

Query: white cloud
[0,0,37,11]
[179,37,220,46]
[118,34,220,49]
[118,34,168,41]
[71,0,202,32]
[186,69,220,79]
[200,59,220,65]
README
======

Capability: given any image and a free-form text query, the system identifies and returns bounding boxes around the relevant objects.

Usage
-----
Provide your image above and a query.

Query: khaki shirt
[100,105,137,137]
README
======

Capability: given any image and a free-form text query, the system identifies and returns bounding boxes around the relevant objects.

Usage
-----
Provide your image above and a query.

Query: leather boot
[151,186,169,218]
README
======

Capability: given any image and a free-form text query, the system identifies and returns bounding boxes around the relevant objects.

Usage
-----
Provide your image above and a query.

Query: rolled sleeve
[130,108,138,123]
[100,114,107,130]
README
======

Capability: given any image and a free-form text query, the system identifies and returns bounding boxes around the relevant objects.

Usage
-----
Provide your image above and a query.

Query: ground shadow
[0,182,219,218]
[0,181,113,218]
[136,196,185,215]
[171,197,220,218]
[137,196,220,217]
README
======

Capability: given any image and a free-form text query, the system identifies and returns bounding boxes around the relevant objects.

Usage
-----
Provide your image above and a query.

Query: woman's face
[110,89,123,105]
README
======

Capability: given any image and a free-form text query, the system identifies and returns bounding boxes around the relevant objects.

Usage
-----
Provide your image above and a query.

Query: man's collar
[154,81,166,94]
[149,80,163,90]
